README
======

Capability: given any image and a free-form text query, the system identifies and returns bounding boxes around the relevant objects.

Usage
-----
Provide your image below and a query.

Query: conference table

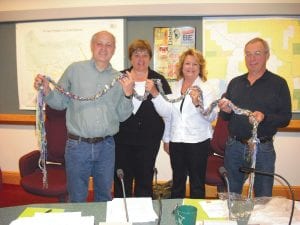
[1,197,299,225]
[0,198,181,225]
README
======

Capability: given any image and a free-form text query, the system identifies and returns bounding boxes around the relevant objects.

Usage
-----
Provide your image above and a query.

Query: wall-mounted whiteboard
[16,19,124,110]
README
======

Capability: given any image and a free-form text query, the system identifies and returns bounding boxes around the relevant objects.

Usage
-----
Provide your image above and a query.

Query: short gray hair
[245,37,269,53]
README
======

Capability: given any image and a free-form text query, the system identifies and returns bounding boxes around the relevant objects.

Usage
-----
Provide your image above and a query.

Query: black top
[114,67,172,145]
[220,70,292,139]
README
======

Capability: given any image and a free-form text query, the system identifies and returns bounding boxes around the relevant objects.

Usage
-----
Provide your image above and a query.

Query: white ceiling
[1,0,299,11]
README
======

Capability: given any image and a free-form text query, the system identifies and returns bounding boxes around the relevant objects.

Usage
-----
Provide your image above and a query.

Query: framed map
[16,19,124,110]
[203,16,300,112]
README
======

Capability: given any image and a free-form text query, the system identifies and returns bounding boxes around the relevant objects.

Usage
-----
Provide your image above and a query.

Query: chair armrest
[212,152,224,159]
[19,150,41,177]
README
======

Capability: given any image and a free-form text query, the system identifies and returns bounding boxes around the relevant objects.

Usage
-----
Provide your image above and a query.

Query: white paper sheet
[9,212,94,225]
[199,200,229,218]
[203,220,237,225]
[106,197,158,223]
[99,223,132,225]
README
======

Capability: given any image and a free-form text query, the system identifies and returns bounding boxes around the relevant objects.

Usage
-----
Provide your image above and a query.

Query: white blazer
[152,77,218,143]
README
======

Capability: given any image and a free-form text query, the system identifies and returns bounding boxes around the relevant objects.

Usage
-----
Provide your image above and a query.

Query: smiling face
[130,49,151,73]
[182,55,200,81]
[91,31,115,69]
[176,49,207,82]
[244,40,269,76]
[128,39,152,74]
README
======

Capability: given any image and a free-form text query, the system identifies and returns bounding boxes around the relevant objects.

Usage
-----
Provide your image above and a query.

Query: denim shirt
[44,59,133,138]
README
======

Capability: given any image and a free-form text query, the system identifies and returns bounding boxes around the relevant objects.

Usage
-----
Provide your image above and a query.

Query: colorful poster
[154,27,196,80]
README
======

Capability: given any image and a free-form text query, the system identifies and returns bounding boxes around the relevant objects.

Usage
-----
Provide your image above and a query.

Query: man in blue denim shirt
[218,37,291,197]
[34,31,134,202]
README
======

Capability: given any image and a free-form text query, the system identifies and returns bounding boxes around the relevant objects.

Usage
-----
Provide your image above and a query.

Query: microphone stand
[240,167,295,225]
[218,167,232,220]
[154,168,162,225]
[117,169,129,222]
[224,174,232,218]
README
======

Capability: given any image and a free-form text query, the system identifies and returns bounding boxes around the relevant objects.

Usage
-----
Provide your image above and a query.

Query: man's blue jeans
[224,137,276,197]
[65,136,115,202]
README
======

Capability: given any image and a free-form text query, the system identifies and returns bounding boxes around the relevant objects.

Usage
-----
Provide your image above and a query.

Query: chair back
[211,113,229,156]
[205,112,229,192]
[0,167,2,190]
[45,105,67,164]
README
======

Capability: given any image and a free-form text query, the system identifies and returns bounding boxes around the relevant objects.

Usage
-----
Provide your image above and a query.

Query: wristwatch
[125,94,133,99]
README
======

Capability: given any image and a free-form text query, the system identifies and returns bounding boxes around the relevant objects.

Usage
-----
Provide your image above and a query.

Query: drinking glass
[229,196,254,225]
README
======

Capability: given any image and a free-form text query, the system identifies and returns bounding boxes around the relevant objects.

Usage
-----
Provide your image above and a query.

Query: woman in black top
[114,39,171,197]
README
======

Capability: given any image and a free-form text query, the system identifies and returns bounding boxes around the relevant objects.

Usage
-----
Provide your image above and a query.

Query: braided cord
[36,89,48,188]
[36,72,123,188]
[152,79,259,198]
[229,102,259,199]
[37,75,259,195]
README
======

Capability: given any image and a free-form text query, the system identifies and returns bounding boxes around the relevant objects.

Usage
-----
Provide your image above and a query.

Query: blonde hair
[176,48,207,81]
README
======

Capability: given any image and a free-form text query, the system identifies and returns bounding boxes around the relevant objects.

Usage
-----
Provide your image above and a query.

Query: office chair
[205,113,229,193]
[19,105,68,202]
[0,167,2,191]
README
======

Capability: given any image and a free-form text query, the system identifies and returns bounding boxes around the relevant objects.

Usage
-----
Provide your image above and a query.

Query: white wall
[1,124,299,185]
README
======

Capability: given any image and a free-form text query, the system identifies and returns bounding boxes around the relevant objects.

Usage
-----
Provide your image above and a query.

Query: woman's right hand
[146,79,159,98]
[189,87,200,107]
[218,97,232,113]
[163,142,170,155]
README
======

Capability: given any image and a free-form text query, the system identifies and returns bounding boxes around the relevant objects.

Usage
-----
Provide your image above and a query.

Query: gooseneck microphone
[154,168,162,225]
[117,169,129,222]
[219,166,228,178]
[240,167,295,225]
[218,166,232,218]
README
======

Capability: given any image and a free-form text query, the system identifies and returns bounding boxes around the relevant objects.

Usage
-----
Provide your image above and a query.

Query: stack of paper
[249,197,300,225]
[183,198,229,221]
[106,197,158,223]
[199,200,229,218]
[9,208,94,225]
[183,199,232,225]
[184,197,300,225]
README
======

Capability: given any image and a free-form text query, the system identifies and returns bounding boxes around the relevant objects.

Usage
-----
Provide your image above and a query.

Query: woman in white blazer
[148,49,217,198]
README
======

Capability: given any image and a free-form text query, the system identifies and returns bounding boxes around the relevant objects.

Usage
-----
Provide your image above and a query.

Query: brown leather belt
[68,133,104,144]
[231,136,273,144]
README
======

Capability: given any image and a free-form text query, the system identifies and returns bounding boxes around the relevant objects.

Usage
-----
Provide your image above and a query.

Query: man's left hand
[250,111,265,124]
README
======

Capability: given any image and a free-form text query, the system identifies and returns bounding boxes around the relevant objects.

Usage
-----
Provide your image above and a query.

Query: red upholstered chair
[205,113,229,193]
[0,167,3,191]
[19,105,68,202]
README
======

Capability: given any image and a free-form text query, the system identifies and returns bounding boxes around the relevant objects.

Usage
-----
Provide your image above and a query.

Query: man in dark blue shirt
[218,37,292,197]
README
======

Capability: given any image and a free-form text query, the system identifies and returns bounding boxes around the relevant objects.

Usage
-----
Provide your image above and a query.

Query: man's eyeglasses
[245,51,267,58]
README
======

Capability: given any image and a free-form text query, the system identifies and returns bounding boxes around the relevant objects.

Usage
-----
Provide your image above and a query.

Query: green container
[175,205,197,225]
